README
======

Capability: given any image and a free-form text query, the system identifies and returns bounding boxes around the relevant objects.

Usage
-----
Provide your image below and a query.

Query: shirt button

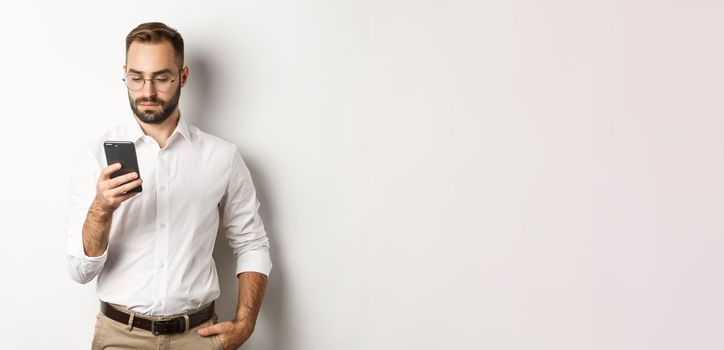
[160,185,166,191]
[159,262,165,268]
[160,223,166,229]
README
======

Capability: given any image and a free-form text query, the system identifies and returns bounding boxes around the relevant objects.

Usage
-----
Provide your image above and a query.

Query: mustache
[135,97,164,105]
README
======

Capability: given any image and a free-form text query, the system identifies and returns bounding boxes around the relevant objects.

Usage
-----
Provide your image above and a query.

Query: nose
[140,78,157,98]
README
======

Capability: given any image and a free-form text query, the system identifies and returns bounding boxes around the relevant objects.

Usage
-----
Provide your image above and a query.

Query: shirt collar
[125,112,192,146]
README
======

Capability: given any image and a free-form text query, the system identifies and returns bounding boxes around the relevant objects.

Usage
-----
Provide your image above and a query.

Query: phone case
[103,141,143,193]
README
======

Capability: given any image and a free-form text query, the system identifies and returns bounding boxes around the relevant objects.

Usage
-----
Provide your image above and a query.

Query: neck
[135,108,180,149]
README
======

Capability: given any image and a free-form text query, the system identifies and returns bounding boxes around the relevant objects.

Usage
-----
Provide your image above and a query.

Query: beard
[128,85,181,125]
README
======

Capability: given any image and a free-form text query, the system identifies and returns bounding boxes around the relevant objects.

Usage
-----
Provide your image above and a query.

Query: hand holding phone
[94,141,143,213]
[103,141,143,193]
[94,163,143,213]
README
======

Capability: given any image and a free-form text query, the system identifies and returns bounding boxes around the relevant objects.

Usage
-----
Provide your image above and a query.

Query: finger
[111,191,138,205]
[107,171,139,189]
[119,191,139,201]
[111,178,143,196]
[196,323,225,336]
[100,162,122,181]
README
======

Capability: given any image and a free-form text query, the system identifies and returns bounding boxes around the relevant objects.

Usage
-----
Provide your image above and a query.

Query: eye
[154,76,171,83]
[129,76,143,82]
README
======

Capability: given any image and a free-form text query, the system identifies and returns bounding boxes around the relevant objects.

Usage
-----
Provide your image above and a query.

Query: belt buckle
[151,319,180,335]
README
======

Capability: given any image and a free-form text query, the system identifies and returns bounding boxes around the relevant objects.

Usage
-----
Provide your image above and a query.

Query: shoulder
[187,125,249,179]
[188,124,239,157]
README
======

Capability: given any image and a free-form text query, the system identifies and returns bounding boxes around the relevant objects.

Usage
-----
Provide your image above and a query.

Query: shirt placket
[154,147,170,314]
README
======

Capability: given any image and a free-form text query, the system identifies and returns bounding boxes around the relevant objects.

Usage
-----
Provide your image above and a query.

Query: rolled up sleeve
[218,147,273,278]
[65,145,107,284]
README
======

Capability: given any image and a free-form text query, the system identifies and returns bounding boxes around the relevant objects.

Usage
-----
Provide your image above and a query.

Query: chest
[135,142,229,209]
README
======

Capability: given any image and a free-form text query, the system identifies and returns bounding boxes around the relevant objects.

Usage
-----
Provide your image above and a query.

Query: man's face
[124,41,188,124]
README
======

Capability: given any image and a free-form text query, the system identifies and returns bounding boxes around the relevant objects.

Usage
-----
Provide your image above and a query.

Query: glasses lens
[124,74,144,91]
[153,76,173,92]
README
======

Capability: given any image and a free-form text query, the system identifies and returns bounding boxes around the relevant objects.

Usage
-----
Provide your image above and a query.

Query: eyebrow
[127,68,174,76]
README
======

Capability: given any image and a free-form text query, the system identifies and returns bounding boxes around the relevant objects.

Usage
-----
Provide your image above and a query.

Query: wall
[0,1,722,349]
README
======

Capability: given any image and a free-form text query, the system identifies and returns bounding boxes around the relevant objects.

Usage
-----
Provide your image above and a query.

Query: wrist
[232,316,256,330]
[91,197,115,217]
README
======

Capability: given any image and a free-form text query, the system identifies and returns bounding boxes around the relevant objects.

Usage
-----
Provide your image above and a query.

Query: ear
[180,65,189,87]
[122,64,127,74]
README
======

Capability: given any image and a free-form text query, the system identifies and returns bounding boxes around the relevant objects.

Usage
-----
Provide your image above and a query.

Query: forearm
[82,200,113,257]
[234,271,268,326]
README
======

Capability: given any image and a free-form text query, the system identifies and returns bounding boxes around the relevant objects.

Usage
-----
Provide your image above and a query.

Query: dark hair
[126,22,184,68]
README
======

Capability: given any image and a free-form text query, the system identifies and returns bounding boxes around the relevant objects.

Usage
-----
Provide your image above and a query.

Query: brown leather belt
[100,300,215,335]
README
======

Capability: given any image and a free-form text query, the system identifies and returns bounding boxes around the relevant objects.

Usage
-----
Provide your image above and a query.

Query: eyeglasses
[123,72,178,92]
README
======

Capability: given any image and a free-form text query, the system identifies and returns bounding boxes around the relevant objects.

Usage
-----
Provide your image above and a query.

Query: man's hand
[94,162,143,213]
[197,272,267,349]
[197,318,255,350]
[82,162,143,257]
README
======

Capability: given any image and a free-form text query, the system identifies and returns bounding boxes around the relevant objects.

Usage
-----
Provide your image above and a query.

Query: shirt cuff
[235,250,273,278]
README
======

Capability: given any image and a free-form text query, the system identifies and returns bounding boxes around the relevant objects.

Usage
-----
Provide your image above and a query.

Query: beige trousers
[91,302,224,350]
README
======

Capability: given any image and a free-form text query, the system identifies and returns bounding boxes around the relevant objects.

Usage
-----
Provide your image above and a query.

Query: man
[65,22,272,350]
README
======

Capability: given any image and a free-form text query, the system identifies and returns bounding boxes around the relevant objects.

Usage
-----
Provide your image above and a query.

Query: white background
[1,1,723,349]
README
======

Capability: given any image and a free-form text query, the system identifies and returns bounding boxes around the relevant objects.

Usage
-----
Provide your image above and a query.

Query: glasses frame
[122,69,182,92]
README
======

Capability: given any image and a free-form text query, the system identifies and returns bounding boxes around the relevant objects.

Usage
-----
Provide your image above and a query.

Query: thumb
[197,323,224,337]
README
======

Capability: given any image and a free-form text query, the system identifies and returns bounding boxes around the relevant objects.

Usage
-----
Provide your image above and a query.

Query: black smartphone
[103,141,143,193]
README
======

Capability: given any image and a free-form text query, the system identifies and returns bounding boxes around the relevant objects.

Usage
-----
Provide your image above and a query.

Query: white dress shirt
[65,113,272,316]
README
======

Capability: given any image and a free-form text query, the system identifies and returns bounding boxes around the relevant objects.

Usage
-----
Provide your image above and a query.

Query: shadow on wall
[185,53,290,349]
